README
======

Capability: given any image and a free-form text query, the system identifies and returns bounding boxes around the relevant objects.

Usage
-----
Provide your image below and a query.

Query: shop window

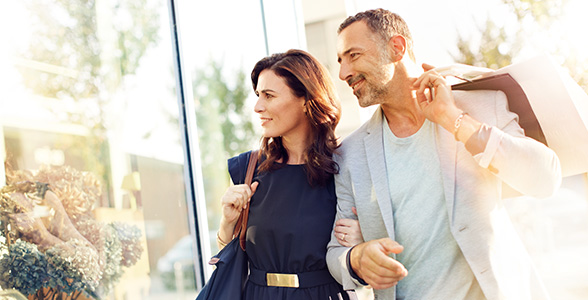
[0,0,198,298]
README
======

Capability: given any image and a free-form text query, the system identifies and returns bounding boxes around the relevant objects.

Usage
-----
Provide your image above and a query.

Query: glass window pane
[176,0,267,265]
[0,0,197,298]
[176,0,307,280]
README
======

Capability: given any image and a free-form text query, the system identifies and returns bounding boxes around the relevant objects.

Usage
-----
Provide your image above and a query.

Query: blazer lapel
[364,108,396,237]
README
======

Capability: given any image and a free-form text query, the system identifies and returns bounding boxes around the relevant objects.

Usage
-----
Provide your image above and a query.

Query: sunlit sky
[4,0,588,90]
[352,0,588,67]
[175,0,588,71]
[2,0,588,163]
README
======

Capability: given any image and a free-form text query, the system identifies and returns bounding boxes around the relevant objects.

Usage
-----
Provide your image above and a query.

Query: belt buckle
[266,273,299,288]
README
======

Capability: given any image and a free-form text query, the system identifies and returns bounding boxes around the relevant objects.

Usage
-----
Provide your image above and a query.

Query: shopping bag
[195,237,248,300]
[442,55,588,177]
[196,150,258,300]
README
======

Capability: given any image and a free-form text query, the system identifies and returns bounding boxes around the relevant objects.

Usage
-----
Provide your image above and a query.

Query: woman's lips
[260,117,271,126]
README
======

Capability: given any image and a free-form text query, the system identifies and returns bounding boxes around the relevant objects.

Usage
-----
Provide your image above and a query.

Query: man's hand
[350,238,407,289]
[421,63,435,72]
[414,63,482,142]
[409,63,460,128]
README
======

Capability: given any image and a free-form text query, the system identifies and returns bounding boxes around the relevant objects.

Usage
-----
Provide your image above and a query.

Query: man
[326,8,561,300]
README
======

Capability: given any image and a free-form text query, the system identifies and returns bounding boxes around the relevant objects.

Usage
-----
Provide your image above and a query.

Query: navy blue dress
[228,151,352,300]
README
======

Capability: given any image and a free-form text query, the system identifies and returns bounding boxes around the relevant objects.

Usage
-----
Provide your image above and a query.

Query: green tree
[453,0,588,91]
[192,60,256,229]
[454,17,516,69]
[454,0,566,68]
[17,0,160,203]
[21,0,159,103]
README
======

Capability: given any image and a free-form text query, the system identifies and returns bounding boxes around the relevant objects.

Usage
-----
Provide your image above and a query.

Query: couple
[216,8,561,300]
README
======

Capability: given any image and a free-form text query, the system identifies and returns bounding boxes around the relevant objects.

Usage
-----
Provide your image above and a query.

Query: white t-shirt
[382,116,486,300]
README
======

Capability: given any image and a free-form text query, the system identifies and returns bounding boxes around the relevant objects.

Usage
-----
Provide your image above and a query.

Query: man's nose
[338,61,352,82]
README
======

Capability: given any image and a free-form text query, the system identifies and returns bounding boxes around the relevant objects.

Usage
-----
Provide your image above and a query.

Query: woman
[217,49,354,299]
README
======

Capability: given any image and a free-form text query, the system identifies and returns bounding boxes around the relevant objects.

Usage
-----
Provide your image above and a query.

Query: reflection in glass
[0,167,143,298]
[1,0,196,298]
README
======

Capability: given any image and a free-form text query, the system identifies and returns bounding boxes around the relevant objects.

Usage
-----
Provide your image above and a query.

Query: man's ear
[388,35,407,62]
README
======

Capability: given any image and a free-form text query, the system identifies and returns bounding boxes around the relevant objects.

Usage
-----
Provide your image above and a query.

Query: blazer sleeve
[470,91,562,197]
[326,151,365,290]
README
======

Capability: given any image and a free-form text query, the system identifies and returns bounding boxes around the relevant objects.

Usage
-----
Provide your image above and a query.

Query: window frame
[167,0,211,289]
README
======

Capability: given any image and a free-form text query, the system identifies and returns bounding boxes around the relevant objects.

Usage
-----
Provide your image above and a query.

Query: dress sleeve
[227,151,252,185]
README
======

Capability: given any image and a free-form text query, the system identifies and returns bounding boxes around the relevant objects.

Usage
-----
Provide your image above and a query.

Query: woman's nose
[254,97,264,113]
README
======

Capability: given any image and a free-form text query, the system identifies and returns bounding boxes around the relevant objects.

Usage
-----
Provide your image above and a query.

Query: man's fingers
[350,238,408,289]
[422,62,436,72]
[360,238,408,289]
[359,253,407,289]
[381,238,405,255]
[364,242,406,276]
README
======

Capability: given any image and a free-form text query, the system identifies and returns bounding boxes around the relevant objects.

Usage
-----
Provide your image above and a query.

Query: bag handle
[232,150,259,251]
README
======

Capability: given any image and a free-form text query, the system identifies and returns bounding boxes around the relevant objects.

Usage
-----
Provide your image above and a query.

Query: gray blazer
[326,90,561,300]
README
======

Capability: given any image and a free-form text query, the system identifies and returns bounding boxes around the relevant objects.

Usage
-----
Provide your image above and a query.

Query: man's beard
[356,80,388,108]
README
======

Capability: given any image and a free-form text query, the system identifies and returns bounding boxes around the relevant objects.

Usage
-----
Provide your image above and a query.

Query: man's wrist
[453,111,468,140]
[434,106,462,133]
[347,245,368,286]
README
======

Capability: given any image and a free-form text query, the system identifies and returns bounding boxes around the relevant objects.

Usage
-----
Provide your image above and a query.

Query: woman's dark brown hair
[251,49,341,186]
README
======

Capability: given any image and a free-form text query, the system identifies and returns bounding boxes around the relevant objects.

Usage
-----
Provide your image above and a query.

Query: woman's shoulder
[227,150,254,185]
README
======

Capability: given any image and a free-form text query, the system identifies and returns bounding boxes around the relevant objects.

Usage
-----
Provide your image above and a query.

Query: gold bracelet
[216,232,229,248]
[454,112,468,140]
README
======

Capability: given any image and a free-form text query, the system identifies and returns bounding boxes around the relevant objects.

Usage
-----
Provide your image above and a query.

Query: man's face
[337,21,395,107]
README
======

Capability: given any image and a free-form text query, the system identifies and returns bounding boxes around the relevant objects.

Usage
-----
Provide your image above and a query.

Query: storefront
[2,0,588,299]
[0,0,309,298]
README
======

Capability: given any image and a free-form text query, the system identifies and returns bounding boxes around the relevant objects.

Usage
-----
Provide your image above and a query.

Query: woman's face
[254,69,310,141]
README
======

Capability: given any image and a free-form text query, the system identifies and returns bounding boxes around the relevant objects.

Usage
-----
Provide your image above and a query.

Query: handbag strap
[233,150,259,251]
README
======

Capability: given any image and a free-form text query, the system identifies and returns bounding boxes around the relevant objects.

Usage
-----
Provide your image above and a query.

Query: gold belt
[266,273,300,288]
[249,267,334,288]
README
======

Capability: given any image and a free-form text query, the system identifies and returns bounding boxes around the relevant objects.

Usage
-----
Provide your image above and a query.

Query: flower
[45,239,102,295]
[0,165,144,299]
[0,239,48,296]
[112,222,144,267]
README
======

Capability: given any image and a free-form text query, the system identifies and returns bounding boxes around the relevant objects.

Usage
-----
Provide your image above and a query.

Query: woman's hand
[218,182,259,242]
[334,207,364,247]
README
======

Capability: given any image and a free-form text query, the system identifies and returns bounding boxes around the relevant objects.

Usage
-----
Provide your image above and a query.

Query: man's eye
[350,53,359,58]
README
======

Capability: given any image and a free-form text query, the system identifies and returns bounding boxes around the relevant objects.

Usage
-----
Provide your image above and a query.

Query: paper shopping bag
[450,55,588,177]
